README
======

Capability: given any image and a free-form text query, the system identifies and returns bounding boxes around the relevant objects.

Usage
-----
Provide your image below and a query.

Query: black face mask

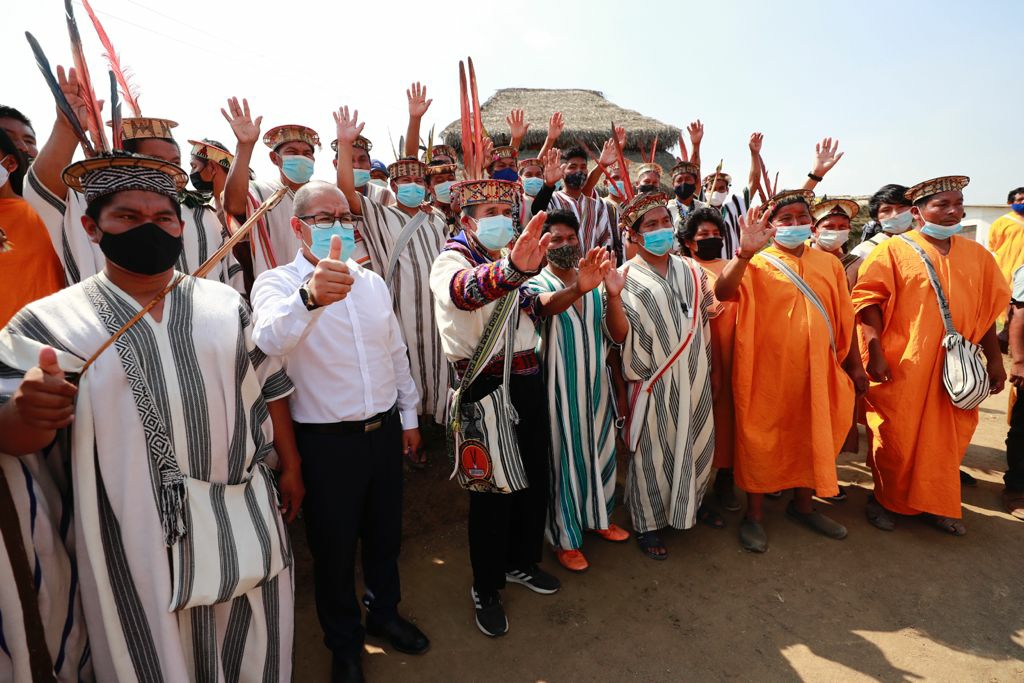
[189,170,214,194]
[674,183,696,201]
[694,236,724,260]
[99,222,183,275]
[637,183,658,194]
[564,171,587,190]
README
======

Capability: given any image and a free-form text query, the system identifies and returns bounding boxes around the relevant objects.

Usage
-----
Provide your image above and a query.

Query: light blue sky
[6,0,1020,203]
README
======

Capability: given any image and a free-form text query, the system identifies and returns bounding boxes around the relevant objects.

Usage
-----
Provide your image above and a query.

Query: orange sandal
[593,523,631,543]
[555,548,589,573]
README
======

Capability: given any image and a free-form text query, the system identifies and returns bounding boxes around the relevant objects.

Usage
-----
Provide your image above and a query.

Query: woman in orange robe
[716,191,866,553]
[853,176,1009,535]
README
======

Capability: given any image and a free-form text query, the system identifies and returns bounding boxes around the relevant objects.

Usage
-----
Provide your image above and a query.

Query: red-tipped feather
[677,132,688,162]
[458,61,474,178]
[467,57,483,179]
[610,121,634,200]
[649,135,658,164]
[82,0,141,116]
[65,0,108,153]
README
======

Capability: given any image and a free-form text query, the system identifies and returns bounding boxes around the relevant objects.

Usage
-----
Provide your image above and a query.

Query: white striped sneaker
[471,587,508,637]
[504,564,561,595]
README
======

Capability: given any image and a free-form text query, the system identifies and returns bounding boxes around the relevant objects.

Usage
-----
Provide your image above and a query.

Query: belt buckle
[364,417,383,433]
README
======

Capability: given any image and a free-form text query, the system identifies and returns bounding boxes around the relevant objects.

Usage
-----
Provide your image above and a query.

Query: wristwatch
[298,282,320,311]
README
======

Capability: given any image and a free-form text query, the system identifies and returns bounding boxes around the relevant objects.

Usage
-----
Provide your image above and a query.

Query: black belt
[294,405,398,435]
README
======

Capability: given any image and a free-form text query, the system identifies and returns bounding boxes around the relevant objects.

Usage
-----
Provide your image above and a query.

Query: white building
[964,204,1011,247]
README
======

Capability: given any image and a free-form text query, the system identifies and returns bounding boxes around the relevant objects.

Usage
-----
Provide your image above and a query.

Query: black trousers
[1006,391,1024,491]
[296,410,403,656]
[467,373,551,594]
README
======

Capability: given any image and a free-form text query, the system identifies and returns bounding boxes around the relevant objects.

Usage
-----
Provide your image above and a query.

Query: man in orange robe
[716,190,866,553]
[986,186,1024,326]
[853,176,1009,535]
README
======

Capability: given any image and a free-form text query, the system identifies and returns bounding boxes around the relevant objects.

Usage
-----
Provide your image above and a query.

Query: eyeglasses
[298,214,357,229]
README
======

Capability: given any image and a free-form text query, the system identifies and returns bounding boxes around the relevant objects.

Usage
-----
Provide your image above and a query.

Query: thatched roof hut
[440,88,681,170]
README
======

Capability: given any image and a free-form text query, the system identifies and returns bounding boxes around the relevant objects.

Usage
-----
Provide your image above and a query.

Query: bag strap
[759,252,836,356]
[383,210,429,284]
[644,258,702,393]
[897,234,957,336]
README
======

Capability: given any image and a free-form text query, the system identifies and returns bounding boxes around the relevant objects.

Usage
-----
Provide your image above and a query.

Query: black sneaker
[825,486,848,503]
[505,564,561,595]
[471,587,508,637]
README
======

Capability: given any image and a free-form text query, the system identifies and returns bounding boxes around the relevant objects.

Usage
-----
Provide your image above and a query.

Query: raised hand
[479,136,494,165]
[599,138,617,168]
[56,66,94,133]
[603,262,630,298]
[547,112,565,142]
[812,137,844,177]
[576,247,612,293]
[687,119,704,146]
[614,125,627,148]
[509,210,553,273]
[220,97,263,146]
[749,132,764,154]
[737,205,774,257]
[13,346,76,431]
[308,235,355,306]
[333,106,365,146]
[507,108,530,140]
[407,82,432,118]
[542,148,564,186]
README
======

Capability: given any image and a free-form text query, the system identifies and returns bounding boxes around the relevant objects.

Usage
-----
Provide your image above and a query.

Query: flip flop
[635,532,668,560]
[697,504,725,529]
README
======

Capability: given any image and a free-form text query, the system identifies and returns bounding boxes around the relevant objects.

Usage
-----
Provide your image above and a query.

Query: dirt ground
[289,389,1024,682]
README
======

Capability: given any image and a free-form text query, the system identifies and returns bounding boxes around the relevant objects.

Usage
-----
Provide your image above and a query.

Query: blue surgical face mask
[608,180,625,199]
[433,180,453,204]
[555,180,564,191]
[352,168,371,187]
[474,214,515,251]
[1012,203,1024,214]
[396,182,426,208]
[879,211,913,234]
[522,177,544,197]
[919,219,962,239]
[773,224,812,248]
[641,228,675,256]
[369,178,387,188]
[308,221,356,261]
[492,167,519,182]
[281,154,314,184]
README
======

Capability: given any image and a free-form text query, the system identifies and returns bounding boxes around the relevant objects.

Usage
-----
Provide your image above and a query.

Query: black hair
[561,147,588,163]
[768,196,812,220]
[1008,187,1024,204]
[868,184,910,219]
[542,209,580,235]
[84,191,182,223]
[0,128,27,196]
[678,206,726,253]
[0,105,34,132]
[122,137,181,156]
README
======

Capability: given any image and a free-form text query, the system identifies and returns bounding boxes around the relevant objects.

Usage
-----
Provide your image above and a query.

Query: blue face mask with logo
[879,211,913,234]
[475,215,515,250]
[641,228,675,256]
[773,224,812,248]
[522,177,545,197]
[309,221,356,261]
[396,182,426,208]
[433,180,453,204]
[352,168,371,187]
[1012,203,1024,214]
[919,220,962,239]
[281,155,314,184]
[492,167,519,182]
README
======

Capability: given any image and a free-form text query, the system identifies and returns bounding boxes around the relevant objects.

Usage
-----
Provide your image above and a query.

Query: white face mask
[0,156,10,188]
[709,190,728,207]
[815,228,850,252]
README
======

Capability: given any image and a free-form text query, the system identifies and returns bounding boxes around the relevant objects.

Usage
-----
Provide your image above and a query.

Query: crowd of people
[1,47,1023,683]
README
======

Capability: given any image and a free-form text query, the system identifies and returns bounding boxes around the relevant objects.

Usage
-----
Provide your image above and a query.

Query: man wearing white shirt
[250,181,428,683]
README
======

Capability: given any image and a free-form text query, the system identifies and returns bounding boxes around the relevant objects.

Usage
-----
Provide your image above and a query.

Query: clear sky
[6,0,1020,204]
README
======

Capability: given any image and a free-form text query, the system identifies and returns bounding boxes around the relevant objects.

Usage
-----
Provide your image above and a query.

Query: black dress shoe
[365,614,430,655]
[331,653,364,683]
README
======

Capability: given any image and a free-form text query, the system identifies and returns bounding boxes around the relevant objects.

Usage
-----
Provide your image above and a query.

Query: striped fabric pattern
[526,270,617,550]
[618,256,715,533]
[548,191,613,252]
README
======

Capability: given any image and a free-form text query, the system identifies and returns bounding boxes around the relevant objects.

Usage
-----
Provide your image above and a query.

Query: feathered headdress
[82,0,142,116]
[458,57,486,179]
[64,0,109,153]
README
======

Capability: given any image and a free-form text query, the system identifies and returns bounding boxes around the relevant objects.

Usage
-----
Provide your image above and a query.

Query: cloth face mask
[694,236,724,260]
[99,222,183,275]
[546,244,580,269]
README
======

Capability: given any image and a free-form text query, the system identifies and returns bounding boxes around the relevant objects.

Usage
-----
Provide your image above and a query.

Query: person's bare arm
[802,137,844,191]
[267,398,303,523]
[981,323,1007,394]
[404,82,431,158]
[333,106,365,216]
[844,329,869,396]
[858,304,890,382]
[747,133,763,197]
[33,66,97,199]
[0,347,76,456]
[687,120,703,173]
[1009,305,1024,388]
[715,205,774,301]
[221,97,262,218]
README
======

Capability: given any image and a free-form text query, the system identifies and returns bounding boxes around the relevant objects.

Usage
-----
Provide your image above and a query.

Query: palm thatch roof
[440,88,680,168]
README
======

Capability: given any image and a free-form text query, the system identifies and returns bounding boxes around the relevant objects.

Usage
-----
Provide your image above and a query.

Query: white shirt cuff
[400,409,419,429]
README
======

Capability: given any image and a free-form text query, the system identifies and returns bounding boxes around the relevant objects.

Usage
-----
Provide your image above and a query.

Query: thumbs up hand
[308,234,355,307]
[13,346,77,430]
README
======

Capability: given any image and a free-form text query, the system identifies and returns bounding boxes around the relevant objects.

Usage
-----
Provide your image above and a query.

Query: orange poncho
[852,231,1010,518]
[729,246,855,496]
[699,258,737,469]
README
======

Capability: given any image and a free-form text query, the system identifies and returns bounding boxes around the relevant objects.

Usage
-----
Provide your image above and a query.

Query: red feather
[649,135,658,164]
[458,61,474,179]
[65,0,108,153]
[468,57,483,179]
[82,0,141,116]
[610,121,634,200]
